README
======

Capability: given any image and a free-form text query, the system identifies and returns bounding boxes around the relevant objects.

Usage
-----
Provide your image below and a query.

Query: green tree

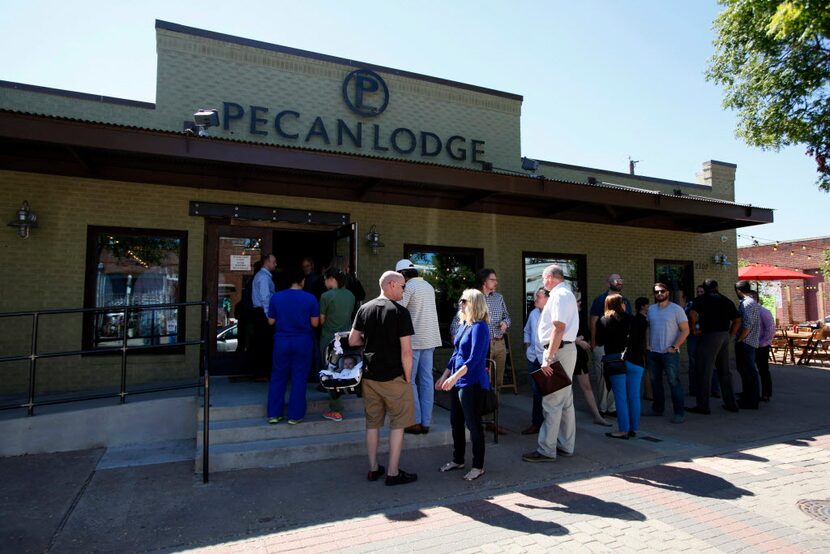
[821,248,830,280]
[707,0,830,192]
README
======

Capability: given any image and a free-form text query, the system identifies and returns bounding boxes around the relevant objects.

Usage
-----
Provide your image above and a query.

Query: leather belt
[543,341,573,348]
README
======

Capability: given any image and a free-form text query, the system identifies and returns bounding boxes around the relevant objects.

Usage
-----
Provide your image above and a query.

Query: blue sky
[1,0,826,246]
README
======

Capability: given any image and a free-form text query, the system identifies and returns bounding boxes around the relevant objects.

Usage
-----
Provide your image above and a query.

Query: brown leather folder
[530,361,572,396]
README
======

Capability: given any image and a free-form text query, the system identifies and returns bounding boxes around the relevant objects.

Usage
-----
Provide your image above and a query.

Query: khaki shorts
[362,376,415,430]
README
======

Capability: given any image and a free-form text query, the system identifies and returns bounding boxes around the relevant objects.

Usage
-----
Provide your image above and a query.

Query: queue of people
[249,255,773,485]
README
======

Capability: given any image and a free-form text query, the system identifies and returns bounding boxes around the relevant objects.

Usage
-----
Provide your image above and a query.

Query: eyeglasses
[654,289,668,294]
[398,281,406,290]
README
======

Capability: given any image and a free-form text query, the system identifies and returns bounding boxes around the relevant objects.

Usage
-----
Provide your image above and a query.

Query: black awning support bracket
[189,201,349,226]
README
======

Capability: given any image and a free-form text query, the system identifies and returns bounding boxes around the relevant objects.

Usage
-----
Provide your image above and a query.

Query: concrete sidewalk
[1,362,829,553]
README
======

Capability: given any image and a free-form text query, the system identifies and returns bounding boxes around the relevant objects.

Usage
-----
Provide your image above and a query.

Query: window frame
[82,225,188,354]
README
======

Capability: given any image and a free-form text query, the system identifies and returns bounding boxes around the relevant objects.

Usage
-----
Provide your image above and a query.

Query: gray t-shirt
[646,302,687,352]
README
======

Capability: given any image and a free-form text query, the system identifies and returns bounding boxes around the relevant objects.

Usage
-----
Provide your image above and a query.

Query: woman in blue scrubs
[266,266,319,424]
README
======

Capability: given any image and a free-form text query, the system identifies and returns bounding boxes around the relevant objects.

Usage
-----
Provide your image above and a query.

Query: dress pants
[267,333,313,420]
[591,345,616,412]
[537,343,577,458]
[489,338,506,389]
[526,358,544,429]
[411,348,435,426]
[694,331,738,411]
[755,345,772,399]
[450,385,485,469]
[735,341,760,408]
[251,308,274,377]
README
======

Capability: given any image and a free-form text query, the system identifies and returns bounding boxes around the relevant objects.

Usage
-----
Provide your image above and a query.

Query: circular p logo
[342,69,389,117]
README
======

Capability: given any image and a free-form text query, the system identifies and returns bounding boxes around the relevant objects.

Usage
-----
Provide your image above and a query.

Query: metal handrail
[0,301,212,482]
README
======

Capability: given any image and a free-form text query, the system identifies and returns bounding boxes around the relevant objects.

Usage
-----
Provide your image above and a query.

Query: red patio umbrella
[738,263,813,281]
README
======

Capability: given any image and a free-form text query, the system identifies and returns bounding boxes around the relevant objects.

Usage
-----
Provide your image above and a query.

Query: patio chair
[769,328,791,364]
[794,329,821,366]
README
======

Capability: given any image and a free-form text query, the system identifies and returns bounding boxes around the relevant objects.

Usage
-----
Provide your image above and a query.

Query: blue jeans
[268,334,313,420]
[648,351,684,417]
[608,362,644,433]
[735,341,760,408]
[526,358,544,428]
[411,348,435,426]
[450,385,485,469]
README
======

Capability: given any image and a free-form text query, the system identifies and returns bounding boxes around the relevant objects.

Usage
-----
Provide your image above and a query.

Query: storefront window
[654,260,693,307]
[85,227,186,349]
[403,244,483,342]
[523,252,586,320]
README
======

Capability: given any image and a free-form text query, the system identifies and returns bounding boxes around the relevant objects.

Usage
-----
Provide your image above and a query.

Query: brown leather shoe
[485,422,508,435]
[404,424,423,435]
[520,425,540,435]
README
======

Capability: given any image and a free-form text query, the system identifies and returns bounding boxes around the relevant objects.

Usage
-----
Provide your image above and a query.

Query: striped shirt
[399,277,442,350]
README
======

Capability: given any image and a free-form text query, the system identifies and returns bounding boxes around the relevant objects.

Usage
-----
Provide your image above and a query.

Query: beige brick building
[0,20,772,397]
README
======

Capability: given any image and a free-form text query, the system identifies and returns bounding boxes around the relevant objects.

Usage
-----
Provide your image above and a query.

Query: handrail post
[202,302,210,483]
[26,313,39,416]
[120,306,130,404]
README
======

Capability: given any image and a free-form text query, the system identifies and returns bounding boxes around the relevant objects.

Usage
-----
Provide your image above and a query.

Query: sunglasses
[654,289,668,294]
[458,298,468,305]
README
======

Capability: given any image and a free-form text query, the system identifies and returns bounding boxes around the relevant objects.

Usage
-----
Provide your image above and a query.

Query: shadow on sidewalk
[614,464,754,499]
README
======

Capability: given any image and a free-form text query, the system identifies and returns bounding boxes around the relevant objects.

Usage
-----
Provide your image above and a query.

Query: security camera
[193,109,219,128]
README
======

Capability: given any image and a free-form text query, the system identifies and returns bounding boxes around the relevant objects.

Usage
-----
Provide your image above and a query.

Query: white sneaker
[463,468,485,481]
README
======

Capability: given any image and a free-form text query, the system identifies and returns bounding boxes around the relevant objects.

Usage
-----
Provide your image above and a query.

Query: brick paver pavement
[185,434,830,553]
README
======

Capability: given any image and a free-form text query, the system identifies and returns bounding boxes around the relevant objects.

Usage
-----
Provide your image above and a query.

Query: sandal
[440,461,464,472]
[464,468,485,481]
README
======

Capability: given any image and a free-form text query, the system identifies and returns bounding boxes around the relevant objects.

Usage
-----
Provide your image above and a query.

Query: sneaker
[287,419,303,425]
[267,417,284,425]
[323,411,343,421]
[367,465,385,482]
[385,469,418,486]
[522,451,556,463]
[670,415,685,424]
[440,461,464,472]
[463,468,485,481]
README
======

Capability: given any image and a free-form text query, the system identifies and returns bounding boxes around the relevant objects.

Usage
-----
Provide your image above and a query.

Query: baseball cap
[395,259,415,272]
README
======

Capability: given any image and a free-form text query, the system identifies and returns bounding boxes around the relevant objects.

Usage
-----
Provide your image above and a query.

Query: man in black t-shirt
[349,270,417,486]
[687,279,742,414]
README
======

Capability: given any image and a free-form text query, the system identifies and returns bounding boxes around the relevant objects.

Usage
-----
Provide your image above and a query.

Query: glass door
[205,223,272,374]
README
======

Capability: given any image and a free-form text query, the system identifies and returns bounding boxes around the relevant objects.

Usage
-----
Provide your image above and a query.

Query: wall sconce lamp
[712,253,731,266]
[7,201,37,239]
[366,225,384,254]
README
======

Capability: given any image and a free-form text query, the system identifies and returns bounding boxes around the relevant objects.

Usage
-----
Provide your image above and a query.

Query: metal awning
[0,111,773,232]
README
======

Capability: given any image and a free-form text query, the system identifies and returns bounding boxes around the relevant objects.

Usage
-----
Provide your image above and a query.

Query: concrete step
[195,421,455,473]
[197,395,365,422]
[196,411,367,446]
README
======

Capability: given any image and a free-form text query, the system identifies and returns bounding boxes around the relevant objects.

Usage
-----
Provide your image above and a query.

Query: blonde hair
[460,288,490,324]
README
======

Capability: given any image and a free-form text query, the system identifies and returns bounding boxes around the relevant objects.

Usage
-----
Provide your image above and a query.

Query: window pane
[523,254,585,321]
[217,236,262,352]
[93,232,182,348]
[404,246,482,342]
[654,260,693,307]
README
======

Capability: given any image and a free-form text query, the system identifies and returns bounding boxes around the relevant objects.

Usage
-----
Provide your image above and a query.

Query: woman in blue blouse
[435,288,491,481]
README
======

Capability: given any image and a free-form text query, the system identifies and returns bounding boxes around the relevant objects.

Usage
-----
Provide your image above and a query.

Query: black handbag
[601,352,628,375]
